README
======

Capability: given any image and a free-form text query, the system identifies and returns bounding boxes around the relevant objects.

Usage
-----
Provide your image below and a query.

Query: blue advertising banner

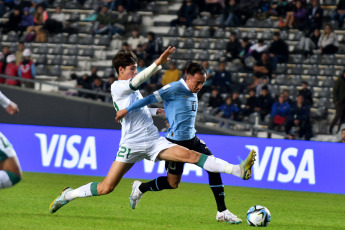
[1,123,344,194]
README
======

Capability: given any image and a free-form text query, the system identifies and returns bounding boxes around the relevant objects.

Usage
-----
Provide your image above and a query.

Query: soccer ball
[246,205,271,227]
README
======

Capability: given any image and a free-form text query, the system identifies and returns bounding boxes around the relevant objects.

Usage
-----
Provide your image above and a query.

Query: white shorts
[115,136,177,163]
[0,132,17,161]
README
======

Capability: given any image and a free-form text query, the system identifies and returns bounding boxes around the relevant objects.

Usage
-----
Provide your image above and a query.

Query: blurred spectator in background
[161,61,180,86]
[255,0,271,20]
[145,71,162,95]
[282,89,294,106]
[44,5,65,34]
[15,42,24,66]
[209,88,223,109]
[285,94,312,140]
[238,0,258,25]
[283,0,306,29]
[5,54,19,86]
[269,32,289,70]
[232,90,242,121]
[339,128,345,143]
[0,7,21,34]
[104,75,116,93]
[239,37,252,64]
[242,89,257,117]
[331,0,345,28]
[26,5,48,42]
[127,28,147,50]
[205,0,224,15]
[315,24,338,55]
[220,0,239,27]
[120,42,129,52]
[145,32,162,63]
[90,66,99,80]
[298,81,313,106]
[133,44,146,60]
[75,73,92,98]
[213,61,231,93]
[18,7,34,37]
[268,93,291,137]
[198,61,213,97]
[0,52,4,83]
[255,86,273,121]
[329,69,345,134]
[111,4,127,35]
[137,58,146,73]
[249,39,268,61]
[226,32,241,61]
[92,5,115,35]
[18,49,35,89]
[271,0,288,17]
[1,46,11,74]
[305,0,323,34]
[170,0,199,28]
[253,52,273,80]
[297,28,320,57]
[256,75,272,97]
[91,77,106,101]
[217,96,239,129]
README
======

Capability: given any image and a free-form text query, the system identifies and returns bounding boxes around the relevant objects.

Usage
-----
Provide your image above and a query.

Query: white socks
[65,182,93,201]
[0,170,12,188]
[197,154,242,177]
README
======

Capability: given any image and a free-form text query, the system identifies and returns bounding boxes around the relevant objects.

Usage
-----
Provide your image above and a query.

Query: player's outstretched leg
[239,149,256,180]
[216,209,242,224]
[129,180,143,209]
[49,187,73,213]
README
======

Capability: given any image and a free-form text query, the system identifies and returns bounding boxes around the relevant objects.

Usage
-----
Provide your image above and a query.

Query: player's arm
[0,91,19,115]
[130,46,175,89]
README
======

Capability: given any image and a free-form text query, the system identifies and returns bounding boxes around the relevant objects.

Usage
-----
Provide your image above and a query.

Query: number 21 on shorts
[117,146,131,159]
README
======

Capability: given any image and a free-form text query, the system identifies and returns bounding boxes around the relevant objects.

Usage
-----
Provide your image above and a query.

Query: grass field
[0,172,344,230]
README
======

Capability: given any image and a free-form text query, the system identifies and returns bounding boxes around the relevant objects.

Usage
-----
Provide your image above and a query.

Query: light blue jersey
[155,79,197,141]
[126,79,197,141]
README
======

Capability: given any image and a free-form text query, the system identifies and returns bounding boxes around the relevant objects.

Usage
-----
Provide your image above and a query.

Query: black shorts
[165,136,213,175]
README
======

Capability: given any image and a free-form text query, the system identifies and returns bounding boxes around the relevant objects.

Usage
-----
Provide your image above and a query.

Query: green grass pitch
[0,172,344,230]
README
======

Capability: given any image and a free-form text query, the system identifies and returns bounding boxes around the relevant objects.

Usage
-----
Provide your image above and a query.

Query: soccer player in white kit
[49,47,254,214]
[0,91,22,189]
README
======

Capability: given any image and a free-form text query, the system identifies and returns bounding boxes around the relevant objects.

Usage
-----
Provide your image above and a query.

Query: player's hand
[155,46,176,66]
[6,102,19,115]
[115,109,128,123]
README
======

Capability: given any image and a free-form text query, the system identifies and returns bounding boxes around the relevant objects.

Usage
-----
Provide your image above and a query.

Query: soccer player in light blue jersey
[116,63,256,224]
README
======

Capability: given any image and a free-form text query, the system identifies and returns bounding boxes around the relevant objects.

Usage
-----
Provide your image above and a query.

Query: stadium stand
[0,0,344,142]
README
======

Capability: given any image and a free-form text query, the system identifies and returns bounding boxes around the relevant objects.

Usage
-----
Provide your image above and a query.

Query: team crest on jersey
[162,84,171,90]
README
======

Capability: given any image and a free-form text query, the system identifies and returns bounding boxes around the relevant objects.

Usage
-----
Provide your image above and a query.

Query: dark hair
[301,80,308,85]
[242,37,249,42]
[262,85,268,91]
[122,42,129,46]
[258,39,264,43]
[342,128,345,132]
[273,31,280,37]
[186,62,206,76]
[112,51,137,74]
[147,31,155,38]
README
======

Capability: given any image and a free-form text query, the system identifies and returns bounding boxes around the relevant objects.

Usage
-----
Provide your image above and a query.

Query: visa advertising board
[1,123,343,194]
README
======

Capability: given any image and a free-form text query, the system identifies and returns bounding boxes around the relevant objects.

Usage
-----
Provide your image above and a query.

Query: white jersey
[0,91,11,109]
[111,79,161,146]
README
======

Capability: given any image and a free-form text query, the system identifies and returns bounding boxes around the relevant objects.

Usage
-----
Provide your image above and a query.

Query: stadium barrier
[1,123,343,194]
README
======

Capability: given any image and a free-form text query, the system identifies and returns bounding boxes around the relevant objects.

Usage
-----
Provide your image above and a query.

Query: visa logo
[35,133,97,170]
[246,145,315,184]
[142,160,203,176]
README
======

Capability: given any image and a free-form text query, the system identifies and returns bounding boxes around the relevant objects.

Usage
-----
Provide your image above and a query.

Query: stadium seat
[9,42,17,53]
[80,35,94,45]
[68,12,80,22]
[322,55,335,65]
[168,27,179,37]
[81,47,94,57]
[291,64,303,75]
[183,27,195,37]
[67,45,79,56]
[214,28,225,38]
[262,30,273,40]
[36,44,49,54]
[183,38,194,49]
[319,88,331,98]
[292,31,304,41]
[291,75,301,86]
[307,65,319,75]
[244,73,254,85]
[98,35,111,46]
[293,54,303,63]
[35,64,47,75]
[198,28,210,38]
[5,31,18,42]
[103,68,115,78]
[309,54,320,64]
[322,77,334,87]
[276,74,286,85]
[245,18,257,27]
[231,72,239,83]
[51,33,67,44]
[168,38,179,48]
[214,39,226,50]
[51,44,63,55]
[35,55,47,65]
[323,66,335,76]
[65,0,79,9]
[247,29,257,40]
[275,63,287,74]
[199,38,210,49]
[68,34,79,44]
[130,14,142,25]
[51,55,63,66]
[49,65,62,77]
[307,76,317,86]
[201,92,210,103]
[198,50,210,61]
[271,85,280,96]
[182,50,194,60]
[79,24,93,34]
[213,50,226,61]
